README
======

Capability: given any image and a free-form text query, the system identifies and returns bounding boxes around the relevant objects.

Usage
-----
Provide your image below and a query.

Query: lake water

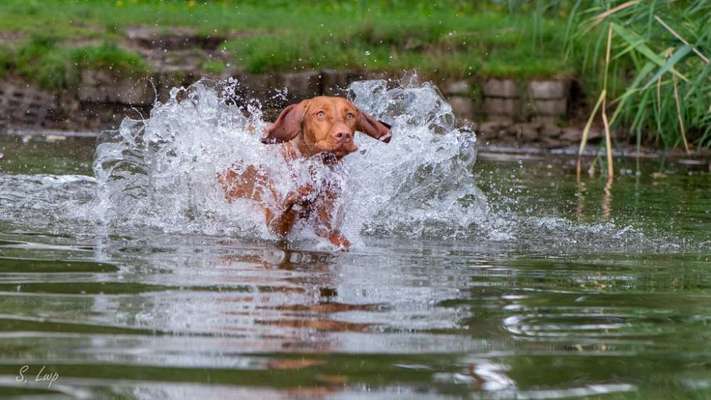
[0,80,709,399]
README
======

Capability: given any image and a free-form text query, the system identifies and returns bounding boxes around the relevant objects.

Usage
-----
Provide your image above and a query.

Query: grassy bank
[10,35,148,90]
[0,1,708,150]
[0,0,573,87]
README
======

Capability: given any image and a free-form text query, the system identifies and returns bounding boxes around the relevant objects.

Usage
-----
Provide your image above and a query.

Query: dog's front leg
[265,184,314,238]
[312,189,350,250]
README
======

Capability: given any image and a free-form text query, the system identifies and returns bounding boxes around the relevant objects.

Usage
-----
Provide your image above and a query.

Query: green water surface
[0,135,709,399]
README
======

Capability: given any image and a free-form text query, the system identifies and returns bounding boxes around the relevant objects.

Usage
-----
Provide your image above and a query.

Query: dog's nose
[334,131,352,141]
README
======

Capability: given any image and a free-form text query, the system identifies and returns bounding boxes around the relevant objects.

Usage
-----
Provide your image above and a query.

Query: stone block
[560,126,603,143]
[125,27,226,50]
[78,70,155,105]
[478,120,507,136]
[321,69,350,96]
[448,96,474,120]
[532,115,559,125]
[487,115,515,124]
[528,79,568,100]
[238,73,280,98]
[484,97,518,116]
[364,70,392,81]
[540,123,563,138]
[532,98,567,116]
[444,80,471,96]
[515,122,542,141]
[541,136,564,148]
[560,127,582,143]
[483,79,518,98]
[0,82,57,127]
[282,71,321,100]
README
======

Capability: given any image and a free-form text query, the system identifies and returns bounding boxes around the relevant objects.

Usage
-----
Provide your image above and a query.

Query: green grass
[8,35,148,90]
[73,43,147,74]
[224,12,573,78]
[202,59,227,76]
[0,0,573,83]
[13,35,76,90]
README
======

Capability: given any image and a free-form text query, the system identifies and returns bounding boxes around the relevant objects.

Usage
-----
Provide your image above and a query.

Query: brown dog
[218,96,391,249]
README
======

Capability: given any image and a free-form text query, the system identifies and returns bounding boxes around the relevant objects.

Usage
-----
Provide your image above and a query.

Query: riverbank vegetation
[0,0,572,83]
[11,35,147,90]
[564,0,711,151]
[0,0,708,150]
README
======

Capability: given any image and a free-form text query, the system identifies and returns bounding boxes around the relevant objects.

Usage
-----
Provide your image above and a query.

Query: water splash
[0,174,96,234]
[1,77,697,253]
[92,78,488,245]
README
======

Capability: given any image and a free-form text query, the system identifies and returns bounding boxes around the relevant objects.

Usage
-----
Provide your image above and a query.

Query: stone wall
[2,27,589,147]
[0,82,57,129]
[1,70,583,146]
[463,78,588,147]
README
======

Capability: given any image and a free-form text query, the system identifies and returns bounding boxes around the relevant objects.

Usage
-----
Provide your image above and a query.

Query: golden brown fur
[217,96,391,249]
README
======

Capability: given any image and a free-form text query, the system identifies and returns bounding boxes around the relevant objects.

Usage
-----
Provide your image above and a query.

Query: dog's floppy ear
[356,109,392,143]
[261,100,308,144]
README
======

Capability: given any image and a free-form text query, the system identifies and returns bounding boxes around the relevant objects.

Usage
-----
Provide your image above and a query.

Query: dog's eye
[316,111,326,120]
[346,112,355,120]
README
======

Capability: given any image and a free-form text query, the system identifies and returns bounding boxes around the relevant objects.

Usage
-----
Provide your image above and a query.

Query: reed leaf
[610,22,688,82]
[609,61,655,125]
[641,45,691,90]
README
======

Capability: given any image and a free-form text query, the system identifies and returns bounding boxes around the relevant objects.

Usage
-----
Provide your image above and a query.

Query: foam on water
[92,78,489,246]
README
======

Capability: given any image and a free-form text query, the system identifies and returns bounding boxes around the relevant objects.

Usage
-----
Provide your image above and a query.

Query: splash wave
[92,78,487,245]
[1,78,688,253]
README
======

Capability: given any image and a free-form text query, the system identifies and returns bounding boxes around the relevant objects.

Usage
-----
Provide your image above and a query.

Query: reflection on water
[576,175,614,221]
[0,228,709,399]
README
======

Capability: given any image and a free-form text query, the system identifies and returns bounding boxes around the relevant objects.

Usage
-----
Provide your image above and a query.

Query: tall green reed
[564,0,711,151]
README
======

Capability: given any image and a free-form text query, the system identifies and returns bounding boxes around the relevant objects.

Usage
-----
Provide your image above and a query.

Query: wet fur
[217,96,391,249]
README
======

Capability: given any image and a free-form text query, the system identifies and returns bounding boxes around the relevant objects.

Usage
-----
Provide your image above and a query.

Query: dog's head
[261,96,391,158]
